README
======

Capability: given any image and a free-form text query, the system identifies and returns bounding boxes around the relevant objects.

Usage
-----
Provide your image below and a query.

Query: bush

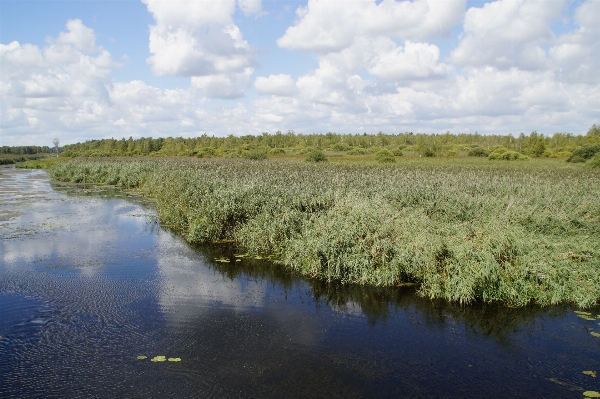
[332,143,352,152]
[243,151,268,160]
[488,149,529,161]
[269,148,285,155]
[347,148,368,155]
[586,153,600,168]
[567,144,600,163]
[375,149,396,163]
[569,155,586,163]
[391,148,404,156]
[305,149,328,162]
[468,147,490,157]
[422,148,436,157]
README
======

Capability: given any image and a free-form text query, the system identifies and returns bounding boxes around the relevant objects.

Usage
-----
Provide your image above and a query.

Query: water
[1,166,600,398]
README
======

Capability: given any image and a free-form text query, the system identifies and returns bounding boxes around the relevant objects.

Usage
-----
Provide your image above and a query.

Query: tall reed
[50,158,600,306]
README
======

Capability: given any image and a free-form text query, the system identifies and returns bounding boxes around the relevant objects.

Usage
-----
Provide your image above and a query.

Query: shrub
[422,148,436,157]
[269,148,285,155]
[586,153,600,168]
[305,149,328,162]
[243,151,268,160]
[569,155,586,163]
[347,148,368,155]
[468,147,490,157]
[567,144,600,163]
[332,142,352,152]
[391,148,404,156]
[375,149,396,163]
[488,149,529,161]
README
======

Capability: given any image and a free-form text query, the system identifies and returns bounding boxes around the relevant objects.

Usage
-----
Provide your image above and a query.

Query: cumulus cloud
[277,0,466,53]
[450,0,565,70]
[2,1,600,147]
[254,74,298,96]
[0,19,118,140]
[237,0,266,17]
[549,0,600,84]
[367,40,452,80]
[143,0,259,98]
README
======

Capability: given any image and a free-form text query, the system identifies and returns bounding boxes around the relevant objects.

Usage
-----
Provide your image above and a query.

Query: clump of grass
[49,158,600,307]
[305,149,328,162]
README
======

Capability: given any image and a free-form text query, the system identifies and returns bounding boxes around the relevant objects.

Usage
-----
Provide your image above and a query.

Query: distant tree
[52,138,60,157]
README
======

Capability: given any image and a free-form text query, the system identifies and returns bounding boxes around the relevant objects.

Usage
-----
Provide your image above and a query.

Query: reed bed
[50,158,600,306]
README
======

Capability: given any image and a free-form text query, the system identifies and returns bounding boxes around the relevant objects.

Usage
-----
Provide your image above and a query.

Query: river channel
[1,166,600,398]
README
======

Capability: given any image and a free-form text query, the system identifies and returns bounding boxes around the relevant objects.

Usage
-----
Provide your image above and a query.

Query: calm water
[1,166,600,398]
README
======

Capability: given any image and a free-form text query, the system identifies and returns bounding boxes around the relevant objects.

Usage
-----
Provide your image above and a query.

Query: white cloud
[2,2,600,147]
[0,20,118,140]
[143,0,257,98]
[549,0,600,84]
[254,74,298,96]
[450,0,565,70]
[237,0,266,17]
[277,0,466,53]
[52,19,100,53]
[367,40,451,80]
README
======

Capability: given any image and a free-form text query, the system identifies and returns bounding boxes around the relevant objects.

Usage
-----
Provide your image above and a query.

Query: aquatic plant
[50,157,600,306]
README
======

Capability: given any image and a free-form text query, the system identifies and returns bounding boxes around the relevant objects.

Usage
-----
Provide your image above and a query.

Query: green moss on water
[49,157,600,307]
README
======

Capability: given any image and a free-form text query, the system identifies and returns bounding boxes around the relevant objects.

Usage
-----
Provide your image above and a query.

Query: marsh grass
[50,157,600,306]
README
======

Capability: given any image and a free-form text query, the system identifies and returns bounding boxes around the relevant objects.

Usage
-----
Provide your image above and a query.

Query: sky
[1,0,599,147]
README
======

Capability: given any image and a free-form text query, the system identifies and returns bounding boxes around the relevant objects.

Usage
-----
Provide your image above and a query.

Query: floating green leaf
[137,355,147,360]
[590,332,600,337]
[584,391,600,398]
[576,311,593,316]
[168,358,181,362]
[235,259,241,262]
[215,258,230,263]
[579,315,597,321]
[151,355,167,362]
[583,371,597,377]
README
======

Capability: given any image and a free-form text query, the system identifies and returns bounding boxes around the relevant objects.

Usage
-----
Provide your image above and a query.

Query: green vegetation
[15,157,71,169]
[305,149,328,162]
[0,154,51,165]
[56,125,600,161]
[49,157,600,307]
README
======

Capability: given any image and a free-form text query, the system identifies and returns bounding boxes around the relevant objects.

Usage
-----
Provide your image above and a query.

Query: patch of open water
[1,166,600,398]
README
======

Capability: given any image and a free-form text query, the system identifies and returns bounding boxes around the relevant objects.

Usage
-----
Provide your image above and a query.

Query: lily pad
[168,358,181,362]
[575,311,593,316]
[590,332,600,337]
[151,355,167,362]
[584,391,600,398]
[583,371,597,377]
[137,355,147,360]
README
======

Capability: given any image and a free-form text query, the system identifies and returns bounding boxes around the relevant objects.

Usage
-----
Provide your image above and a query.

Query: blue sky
[1,0,599,146]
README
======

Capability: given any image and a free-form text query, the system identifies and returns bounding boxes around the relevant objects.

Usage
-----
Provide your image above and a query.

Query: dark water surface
[1,167,600,398]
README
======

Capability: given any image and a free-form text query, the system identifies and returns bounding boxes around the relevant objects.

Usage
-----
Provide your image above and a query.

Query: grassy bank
[49,157,600,306]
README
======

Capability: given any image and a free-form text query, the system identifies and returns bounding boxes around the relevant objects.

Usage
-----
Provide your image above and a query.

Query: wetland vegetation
[11,127,600,307]
[46,155,600,307]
